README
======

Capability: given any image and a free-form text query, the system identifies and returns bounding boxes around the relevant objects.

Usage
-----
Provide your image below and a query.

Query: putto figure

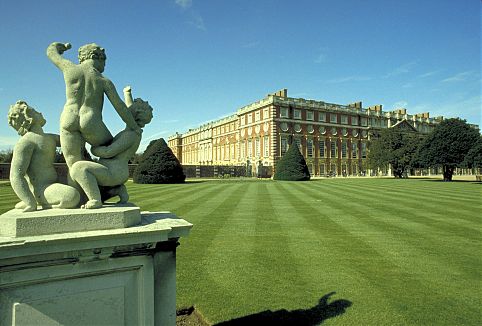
[70,87,153,209]
[8,101,80,212]
[46,42,141,169]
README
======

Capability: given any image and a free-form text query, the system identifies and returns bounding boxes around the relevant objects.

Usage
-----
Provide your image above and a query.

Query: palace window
[248,139,252,157]
[361,117,368,126]
[264,136,269,157]
[352,142,358,159]
[280,107,289,118]
[351,116,358,125]
[319,164,325,175]
[318,112,326,122]
[263,108,269,119]
[330,114,338,123]
[231,144,235,159]
[341,141,347,158]
[306,111,314,121]
[255,138,260,157]
[255,111,260,122]
[281,136,288,155]
[361,142,367,158]
[294,109,301,120]
[307,138,313,157]
[240,141,245,159]
[330,141,336,158]
[247,114,253,124]
[341,115,348,124]
[319,139,326,158]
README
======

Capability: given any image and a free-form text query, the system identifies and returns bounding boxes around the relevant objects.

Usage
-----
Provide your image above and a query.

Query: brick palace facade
[168,89,443,176]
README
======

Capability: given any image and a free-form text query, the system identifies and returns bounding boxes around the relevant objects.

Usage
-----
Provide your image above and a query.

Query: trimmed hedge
[273,144,310,181]
[133,138,186,184]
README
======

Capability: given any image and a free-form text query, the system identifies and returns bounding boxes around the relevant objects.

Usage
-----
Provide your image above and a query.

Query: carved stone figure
[46,42,142,170]
[70,87,153,209]
[8,101,80,212]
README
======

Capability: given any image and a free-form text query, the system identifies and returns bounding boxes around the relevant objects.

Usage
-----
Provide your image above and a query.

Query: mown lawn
[1,179,481,325]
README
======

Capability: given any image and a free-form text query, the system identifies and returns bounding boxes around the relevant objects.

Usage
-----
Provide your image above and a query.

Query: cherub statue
[8,101,80,212]
[70,87,153,209]
[46,42,142,171]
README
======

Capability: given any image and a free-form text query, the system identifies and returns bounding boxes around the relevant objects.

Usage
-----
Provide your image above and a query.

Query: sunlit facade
[168,89,442,176]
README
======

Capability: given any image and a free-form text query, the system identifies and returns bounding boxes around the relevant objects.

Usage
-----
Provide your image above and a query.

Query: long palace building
[168,89,443,176]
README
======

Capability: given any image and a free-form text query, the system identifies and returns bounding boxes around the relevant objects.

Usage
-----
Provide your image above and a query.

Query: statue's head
[8,101,46,136]
[78,43,106,72]
[129,99,153,128]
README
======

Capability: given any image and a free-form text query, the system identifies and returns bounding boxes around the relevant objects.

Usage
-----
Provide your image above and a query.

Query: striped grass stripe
[0,179,480,325]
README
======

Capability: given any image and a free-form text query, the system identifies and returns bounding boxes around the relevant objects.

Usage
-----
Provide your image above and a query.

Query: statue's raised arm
[46,42,75,71]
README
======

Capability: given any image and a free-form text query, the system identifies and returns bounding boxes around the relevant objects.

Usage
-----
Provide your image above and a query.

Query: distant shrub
[273,144,310,181]
[133,138,186,184]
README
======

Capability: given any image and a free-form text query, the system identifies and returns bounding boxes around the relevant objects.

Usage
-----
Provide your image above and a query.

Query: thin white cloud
[417,70,441,78]
[326,76,372,83]
[402,83,413,88]
[391,101,408,110]
[175,0,192,9]
[441,71,476,83]
[188,11,206,31]
[383,61,417,79]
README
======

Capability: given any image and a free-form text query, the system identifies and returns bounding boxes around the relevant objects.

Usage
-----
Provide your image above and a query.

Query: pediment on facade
[390,119,418,132]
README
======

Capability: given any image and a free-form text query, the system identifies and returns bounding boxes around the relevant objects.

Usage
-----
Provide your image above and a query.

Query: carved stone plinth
[0,209,192,326]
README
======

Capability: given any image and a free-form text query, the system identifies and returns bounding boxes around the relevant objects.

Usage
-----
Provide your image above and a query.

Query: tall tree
[0,149,13,163]
[462,135,482,170]
[416,118,479,181]
[368,128,421,178]
[274,143,310,181]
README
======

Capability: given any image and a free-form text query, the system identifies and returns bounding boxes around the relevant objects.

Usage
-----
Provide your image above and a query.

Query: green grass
[1,179,481,325]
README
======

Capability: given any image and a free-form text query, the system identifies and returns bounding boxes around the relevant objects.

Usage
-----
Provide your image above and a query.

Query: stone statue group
[7,42,153,212]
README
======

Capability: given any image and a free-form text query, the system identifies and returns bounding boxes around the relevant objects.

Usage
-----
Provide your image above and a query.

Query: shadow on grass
[214,292,351,326]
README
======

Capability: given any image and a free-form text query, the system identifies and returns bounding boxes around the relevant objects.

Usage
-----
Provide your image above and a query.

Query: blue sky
[0,0,480,151]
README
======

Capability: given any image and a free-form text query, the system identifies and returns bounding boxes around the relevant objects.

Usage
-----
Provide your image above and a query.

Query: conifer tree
[133,138,186,184]
[274,143,311,181]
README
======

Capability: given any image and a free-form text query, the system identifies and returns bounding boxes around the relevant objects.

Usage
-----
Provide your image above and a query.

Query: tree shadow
[214,292,352,326]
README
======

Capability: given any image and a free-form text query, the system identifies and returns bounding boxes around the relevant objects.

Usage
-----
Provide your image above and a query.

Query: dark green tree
[128,152,142,164]
[368,128,421,178]
[274,143,310,181]
[0,149,13,163]
[416,118,479,181]
[133,138,186,184]
[462,135,482,170]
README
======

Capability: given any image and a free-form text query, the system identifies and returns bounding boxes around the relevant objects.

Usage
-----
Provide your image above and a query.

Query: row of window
[279,107,368,125]
[240,108,271,126]
[280,137,367,159]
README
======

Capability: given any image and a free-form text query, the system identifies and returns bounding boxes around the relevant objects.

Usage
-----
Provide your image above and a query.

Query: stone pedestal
[0,207,192,326]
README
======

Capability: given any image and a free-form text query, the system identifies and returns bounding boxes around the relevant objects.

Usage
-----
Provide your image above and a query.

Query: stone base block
[0,203,141,237]
[0,210,192,326]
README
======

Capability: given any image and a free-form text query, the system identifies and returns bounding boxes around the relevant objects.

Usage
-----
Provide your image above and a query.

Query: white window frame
[318,112,326,122]
[280,107,289,118]
[330,113,338,123]
[306,111,314,121]
[294,109,301,120]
